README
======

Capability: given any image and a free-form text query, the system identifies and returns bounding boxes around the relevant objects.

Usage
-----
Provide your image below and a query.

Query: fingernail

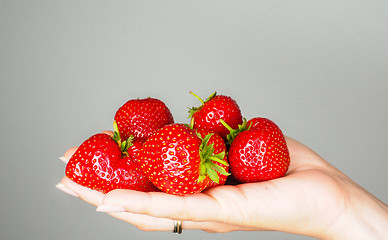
[56,183,79,198]
[59,156,68,163]
[96,205,126,213]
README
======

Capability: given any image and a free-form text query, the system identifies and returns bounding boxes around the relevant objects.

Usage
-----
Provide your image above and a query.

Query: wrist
[323,187,388,240]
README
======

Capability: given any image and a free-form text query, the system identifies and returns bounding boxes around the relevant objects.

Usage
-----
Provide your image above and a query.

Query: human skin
[57,133,388,239]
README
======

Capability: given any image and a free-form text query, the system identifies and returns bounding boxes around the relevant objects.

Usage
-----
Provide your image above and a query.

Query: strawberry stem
[208,156,228,166]
[112,121,133,157]
[113,121,120,138]
[189,91,205,105]
[220,118,251,146]
[198,133,230,184]
[188,91,217,119]
[219,119,234,132]
[205,91,217,102]
[113,121,122,145]
[189,116,195,129]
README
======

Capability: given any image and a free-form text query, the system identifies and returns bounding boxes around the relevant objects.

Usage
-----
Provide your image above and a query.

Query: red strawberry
[195,128,229,189]
[65,125,157,194]
[126,136,145,160]
[139,124,229,195]
[248,117,282,133]
[189,92,243,139]
[114,97,174,141]
[222,117,290,182]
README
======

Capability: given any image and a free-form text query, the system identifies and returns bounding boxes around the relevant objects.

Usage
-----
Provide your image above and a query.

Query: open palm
[58,135,386,239]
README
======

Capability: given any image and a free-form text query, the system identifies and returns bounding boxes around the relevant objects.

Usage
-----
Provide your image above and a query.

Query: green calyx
[197,132,230,184]
[220,118,252,147]
[188,91,217,118]
[113,121,134,157]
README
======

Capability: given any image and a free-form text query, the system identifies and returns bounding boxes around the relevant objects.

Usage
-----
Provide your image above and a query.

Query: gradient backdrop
[1,1,387,240]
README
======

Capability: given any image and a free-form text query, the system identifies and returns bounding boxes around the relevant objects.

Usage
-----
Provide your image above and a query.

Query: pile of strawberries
[65,92,290,196]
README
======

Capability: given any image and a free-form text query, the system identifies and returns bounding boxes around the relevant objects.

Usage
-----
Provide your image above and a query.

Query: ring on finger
[173,220,182,234]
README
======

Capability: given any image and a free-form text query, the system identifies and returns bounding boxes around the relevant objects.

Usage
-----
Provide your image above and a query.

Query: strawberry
[65,123,157,193]
[247,117,283,134]
[195,128,229,189]
[222,117,290,182]
[188,92,243,140]
[114,97,174,141]
[125,136,145,160]
[138,123,229,195]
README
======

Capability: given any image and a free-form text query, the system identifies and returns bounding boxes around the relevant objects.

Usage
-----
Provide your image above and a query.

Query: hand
[57,135,388,239]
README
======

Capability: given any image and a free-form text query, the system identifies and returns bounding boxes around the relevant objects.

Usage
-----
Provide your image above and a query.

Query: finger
[107,212,172,231]
[101,130,113,136]
[57,180,248,233]
[59,156,68,164]
[60,176,104,206]
[99,189,224,222]
[104,212,254,233]
[99,182,299,231]
[56,183,79,198]
[58,178,263,232]
[59,147,77,163]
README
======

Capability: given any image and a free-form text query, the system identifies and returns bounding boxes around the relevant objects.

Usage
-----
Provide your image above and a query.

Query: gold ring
[173,220,182,234]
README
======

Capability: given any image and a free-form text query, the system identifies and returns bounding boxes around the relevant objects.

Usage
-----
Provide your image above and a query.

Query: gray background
[1,1,387,240]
